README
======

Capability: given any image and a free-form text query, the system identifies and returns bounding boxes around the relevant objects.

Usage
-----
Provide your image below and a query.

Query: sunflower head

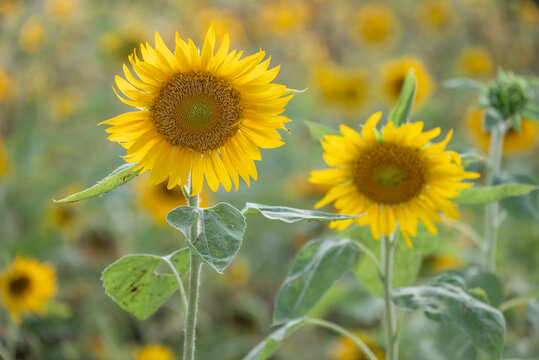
[313,65,369,110]
[418,0,453,30]
[136,344,174,360]
[310,112,479,246]
[0,256,57,324]
[487,71,531,120]
[381,57,433,107]
[457,46,495,78]
[353,3,398,48]
[101,25,293,196]
[18,16,45,53]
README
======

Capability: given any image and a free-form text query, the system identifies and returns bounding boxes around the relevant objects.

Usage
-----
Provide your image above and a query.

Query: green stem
[305,318,379,360]
[183,184,202,360]
[381,233,398,360]
[484,123,506,272]
[500,290,539,312]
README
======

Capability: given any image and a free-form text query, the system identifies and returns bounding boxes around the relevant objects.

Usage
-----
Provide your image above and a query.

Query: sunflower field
[1,0,539,359]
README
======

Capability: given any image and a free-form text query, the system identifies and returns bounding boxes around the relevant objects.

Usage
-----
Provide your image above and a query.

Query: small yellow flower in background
[332,332,383,360]
[0,134,9,176]
[0,66,14,103]
[100,22,148,61]
[520,0,539,24]
[465,109,539,156]
[423,253,464,273]
[136,344,174,360]
[101,25,293,196]
[0,256,57,324]
[381,57,434,107]
[310,112,479,246]
[49,88,82,122]
[136,176,211,224]
[220,256,250,286]
[418,0,454,30]
[313,65,369,110]
[194,8,248,46]
[48,185,82,240]
[457,46,495,78]
[19,16,45,53]
[46,0,80,24]
[260,0,311,35]
[353,3,398,48]
[0,0,20,16]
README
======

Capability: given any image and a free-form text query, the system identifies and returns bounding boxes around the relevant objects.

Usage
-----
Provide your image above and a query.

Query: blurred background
[0,0,538,359]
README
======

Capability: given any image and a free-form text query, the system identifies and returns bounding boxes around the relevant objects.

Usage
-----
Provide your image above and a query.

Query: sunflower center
[151,72,243,152]
[392,76,405,96]
[9,275,31,296]
[352,143,427,204]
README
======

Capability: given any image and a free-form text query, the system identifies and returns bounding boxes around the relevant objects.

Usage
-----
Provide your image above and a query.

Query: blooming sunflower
[136,344,174,360]
[353,3,398,48]
[101,25,293,196]
[0,256,56,324]
[465,108,539,156]
[457,46,494,78]
[332,331,383,360]
[313,65,369,110]
[381,57,433,106]
[310,112,479,246]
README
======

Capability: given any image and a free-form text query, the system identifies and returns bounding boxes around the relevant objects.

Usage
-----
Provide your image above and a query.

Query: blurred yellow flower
[310,113,479,246]
[424,253,464,273]
[332,332,383,360]
[46,0,80,23]
[136,177,211,225]
[50,88,82,121]
[220,256,250,286]
[100,24,148,61]
[0,66,13,103]
[19,16,45,53]
[0,134,9,176]
[520,0,539,23]
[313,65,369,110]
[381,57,434,106]
[418,0,453,30]
[458,46,495,78]
[101,26,293,196]
[465,109,539,156]
[0,256,57,324]
[136,344,174,360]
[353,3,398,48]
[194,8,247,46]
[261,0,311,35]
[0,0,19,16]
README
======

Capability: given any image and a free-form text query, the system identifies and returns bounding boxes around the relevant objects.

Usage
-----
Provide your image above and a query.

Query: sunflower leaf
[101,250,190,319]
[388,69,417,127]
[391,273,506,359]
[459,152,484,168]
[243,319,306,360]
[273,237,359,325]
[304,120,339,142]
[453,183,539,204]
[54,163,138,203]
[443,78,486,92]
[167,203,246,273]
[242,203,359,223]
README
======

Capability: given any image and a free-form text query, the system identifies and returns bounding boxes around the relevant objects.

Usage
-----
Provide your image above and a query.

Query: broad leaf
[242,203,360,223]
[388,69,416,127]
[273,237,359,324]
[444,78,486,92]
[454,183,539,204]
[391,273,506,359]
[243,319,306,360]
[304,120,339,142]
[496,173,539,221]
[54,163,138,203]
[447,268,503,307]
[167,203,246,273]
[101,250,189,319]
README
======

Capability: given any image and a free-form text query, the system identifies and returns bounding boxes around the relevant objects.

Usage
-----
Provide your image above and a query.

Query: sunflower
[0,256,57,324]
[332,331,384,360]
[136,176,211,224]
[457,46,494,78]
[136,344,174,360]
[381,57,433,106]
[423,252,464,273]
[418,0,453,31]
[310,112,479,246]
[260,0,311,36]
[194,8,247,46]
[353,3,398,48]
[101,25,293,196]
[18,16,45,53]
[313,65,369,110]
[465,108,539,156]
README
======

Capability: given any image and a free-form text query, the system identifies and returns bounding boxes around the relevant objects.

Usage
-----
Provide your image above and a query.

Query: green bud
[487,70,532,120]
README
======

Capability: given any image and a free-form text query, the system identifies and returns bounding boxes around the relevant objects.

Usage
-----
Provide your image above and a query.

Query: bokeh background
[1,0,538,359]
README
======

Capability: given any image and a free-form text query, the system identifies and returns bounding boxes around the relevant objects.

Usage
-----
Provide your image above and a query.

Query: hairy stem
[381,233,398,360]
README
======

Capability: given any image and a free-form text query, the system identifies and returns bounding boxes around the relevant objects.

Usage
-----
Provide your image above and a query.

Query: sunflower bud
[487,71,532,121]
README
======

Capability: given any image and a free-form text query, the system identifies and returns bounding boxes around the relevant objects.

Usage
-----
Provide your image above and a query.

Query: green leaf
[242,203,360,223]
[344,225,438,296]
[273,237,359,325]
[497,173,539,221]
[101,250,190,319]
[388,69,416,127]
[54,163,138,203]
[454,183,539,204]
[447,268,503,307]
[242,319,306,360]
[391,273,506,359]
[167,203,246,273]
[304,120,339,142]
[443,78,486,92]
[526,299,539,332]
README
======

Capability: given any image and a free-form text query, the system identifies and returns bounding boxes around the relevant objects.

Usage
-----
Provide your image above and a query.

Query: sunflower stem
[381,233,398,360]
[484,122,506,272]
[183,182,202,360]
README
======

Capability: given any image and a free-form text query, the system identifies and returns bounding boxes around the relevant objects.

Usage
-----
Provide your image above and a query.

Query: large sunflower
[0,256,57,324]
[310,113,479,246]
[101,25,293,195]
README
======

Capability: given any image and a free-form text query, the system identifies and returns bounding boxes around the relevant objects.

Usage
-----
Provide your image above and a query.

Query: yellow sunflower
[101,25,293,196]
[19,16,45,53]
[0,256,57,324]
[260,0,311,36]
[332,331,384,360]
[418,0,454,31]
[353,3,398,48]
[423,252,464,273]
[310,112,479,246]
[465,108,539,156]
[381,57,433,107]
[457,46,495,78]
[135,344,174,360]
[313,65,369,110]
